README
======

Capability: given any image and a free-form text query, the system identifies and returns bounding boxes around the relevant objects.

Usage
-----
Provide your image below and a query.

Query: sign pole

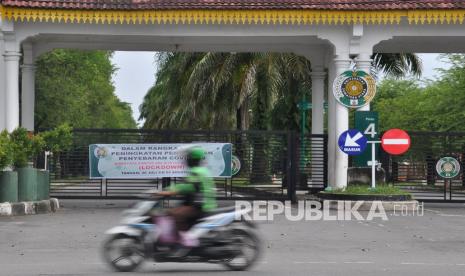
[354,111,379,167]
[450,179,452,200]
[368,141,381,189]
[444,179,447,199]
[371,142,376,189]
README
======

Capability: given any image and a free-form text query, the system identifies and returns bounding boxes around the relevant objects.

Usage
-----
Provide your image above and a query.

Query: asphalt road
[1,200,465,276]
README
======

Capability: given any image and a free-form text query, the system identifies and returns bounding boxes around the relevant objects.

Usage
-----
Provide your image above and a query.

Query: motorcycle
[102,196,261,272]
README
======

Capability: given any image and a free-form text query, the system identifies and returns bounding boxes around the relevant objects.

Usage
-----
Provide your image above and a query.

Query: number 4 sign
[354,111,379,167]
[364,123,377,139]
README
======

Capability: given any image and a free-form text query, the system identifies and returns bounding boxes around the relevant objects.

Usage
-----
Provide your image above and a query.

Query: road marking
[424,209,465,217]
[294,261,373,265]
[424,209,441,214]
[293,261,465,267]
[401,262,458,266]
[343,261,374,264]
[23,249,76,253]
[0,221,26,227]
[0,262,105,266]
[437,214,465,217]
[294,261,337,264]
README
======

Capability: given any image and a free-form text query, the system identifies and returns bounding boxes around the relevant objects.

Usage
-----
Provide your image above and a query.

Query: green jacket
[169,166,217,212]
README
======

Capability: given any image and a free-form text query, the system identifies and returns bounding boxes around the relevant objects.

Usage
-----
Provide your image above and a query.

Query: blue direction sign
[338,129,368,155]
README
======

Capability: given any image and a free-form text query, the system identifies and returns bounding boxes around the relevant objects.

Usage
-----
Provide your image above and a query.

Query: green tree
[371,79,428,131]
[9,128,44,168]
[140,52,421,131]
[39,123,73,155]
[35,49,136,129]
[0,131,13,170]
[373,54,465,131]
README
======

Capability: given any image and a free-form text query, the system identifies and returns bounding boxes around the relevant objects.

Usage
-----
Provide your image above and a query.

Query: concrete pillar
[0,33,5,131]
[333,56,352,189]
[21,64,36,131]
[356,53,373,111]
[327,61,336,187]
[311,67,325,135]
[311,67,326,187]
[4,50,21,132]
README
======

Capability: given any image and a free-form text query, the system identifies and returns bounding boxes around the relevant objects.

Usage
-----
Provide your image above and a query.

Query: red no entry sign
[381,129,411,155]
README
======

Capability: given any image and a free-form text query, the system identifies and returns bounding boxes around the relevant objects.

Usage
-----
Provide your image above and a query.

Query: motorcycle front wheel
[102,234,145,272]
[221,229,261,271]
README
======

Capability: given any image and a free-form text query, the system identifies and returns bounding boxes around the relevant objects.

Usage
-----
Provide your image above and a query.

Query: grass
[323,184,411,196]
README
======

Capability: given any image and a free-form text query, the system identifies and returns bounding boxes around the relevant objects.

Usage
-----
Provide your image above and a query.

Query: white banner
[89,143,232,179]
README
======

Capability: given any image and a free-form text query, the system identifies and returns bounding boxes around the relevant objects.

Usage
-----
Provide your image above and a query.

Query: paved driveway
[1,200,465,276]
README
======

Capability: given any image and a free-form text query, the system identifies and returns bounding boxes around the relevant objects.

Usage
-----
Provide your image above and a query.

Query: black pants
[167,205,202,231]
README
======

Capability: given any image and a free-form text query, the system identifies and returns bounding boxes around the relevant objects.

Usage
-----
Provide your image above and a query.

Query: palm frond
[372,53,422,78]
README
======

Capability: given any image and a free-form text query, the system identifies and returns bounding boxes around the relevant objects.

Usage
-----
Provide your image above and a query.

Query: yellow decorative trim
[0,6,465,25]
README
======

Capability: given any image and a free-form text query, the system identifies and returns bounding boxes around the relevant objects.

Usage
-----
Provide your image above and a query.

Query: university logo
[436,157,461,179]
[333,70,376,108]
[231,155,241,176]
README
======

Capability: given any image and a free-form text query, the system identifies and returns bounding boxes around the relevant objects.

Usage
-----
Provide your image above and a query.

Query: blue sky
[111,52,450,124]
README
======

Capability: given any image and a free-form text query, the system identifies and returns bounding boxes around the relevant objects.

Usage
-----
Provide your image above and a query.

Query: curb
[323,200,419,211]
[0,198,60,216]
[317,192,412,201]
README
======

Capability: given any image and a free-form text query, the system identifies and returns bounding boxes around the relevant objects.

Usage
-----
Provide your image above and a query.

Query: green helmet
[183,146,204,168]
[187,146,205,160]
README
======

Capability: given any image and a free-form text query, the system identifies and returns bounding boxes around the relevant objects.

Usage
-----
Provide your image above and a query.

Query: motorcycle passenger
[156,146,216,244]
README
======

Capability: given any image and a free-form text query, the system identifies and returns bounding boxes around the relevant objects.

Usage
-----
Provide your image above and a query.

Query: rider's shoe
[179,231,199,247]
[169,244,191,258]
[169,231,199,258]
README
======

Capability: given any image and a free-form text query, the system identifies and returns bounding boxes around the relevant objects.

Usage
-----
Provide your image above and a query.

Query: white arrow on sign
[344,132,364,147]
[383,139,409,145]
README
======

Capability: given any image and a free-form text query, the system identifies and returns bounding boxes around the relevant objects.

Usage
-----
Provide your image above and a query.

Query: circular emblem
[94,146,110,159]
[436,157,461,179]
[231,155,241,176]
[333,70,376,108]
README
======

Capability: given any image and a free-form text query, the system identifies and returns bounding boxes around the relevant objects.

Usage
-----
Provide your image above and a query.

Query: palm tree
[140,52,255,130]
[372,53,422,78]
[184,52,257,130]
[140,52,421,130]
[139,51,422,183]
[139,52,205,129]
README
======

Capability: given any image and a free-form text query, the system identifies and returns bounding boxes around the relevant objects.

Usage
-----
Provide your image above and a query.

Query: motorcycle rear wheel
[102,234,145,272]
[221,229,261,271]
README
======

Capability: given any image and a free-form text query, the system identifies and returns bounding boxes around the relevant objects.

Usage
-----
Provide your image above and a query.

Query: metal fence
[382,132,465,202]
[296,134,328,192]
[47,129,465,202]
[47,129,329,201]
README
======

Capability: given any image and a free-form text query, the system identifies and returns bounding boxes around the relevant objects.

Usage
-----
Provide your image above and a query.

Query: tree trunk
[251,65,271,183]
[235,102,251,177]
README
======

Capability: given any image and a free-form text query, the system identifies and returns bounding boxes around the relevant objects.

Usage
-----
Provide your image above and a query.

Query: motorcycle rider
[156,146,216,247]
